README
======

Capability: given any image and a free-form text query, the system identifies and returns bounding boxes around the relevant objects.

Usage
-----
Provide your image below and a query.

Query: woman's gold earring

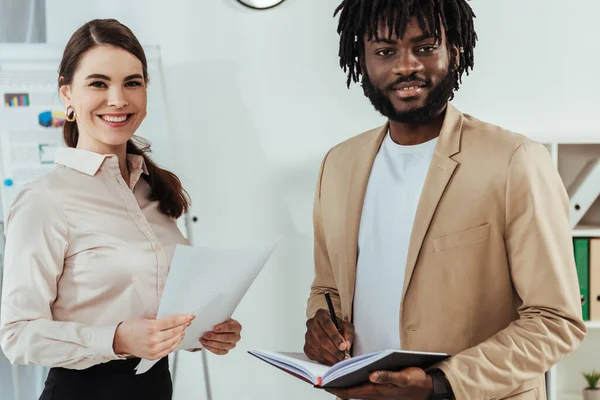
[65,105,76,122]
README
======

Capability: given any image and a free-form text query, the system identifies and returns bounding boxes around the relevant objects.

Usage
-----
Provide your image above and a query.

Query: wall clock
[236,0,286,10]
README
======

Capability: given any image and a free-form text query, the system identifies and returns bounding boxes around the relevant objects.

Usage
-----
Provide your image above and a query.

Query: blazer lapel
[344,124,388,317]
[401,103,464,301]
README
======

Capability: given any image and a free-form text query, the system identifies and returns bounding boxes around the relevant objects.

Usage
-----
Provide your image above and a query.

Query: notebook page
[252,351,330,384]
[323,350,392,385]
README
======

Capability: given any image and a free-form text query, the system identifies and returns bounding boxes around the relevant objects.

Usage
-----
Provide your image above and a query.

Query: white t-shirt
[352,133,438,356]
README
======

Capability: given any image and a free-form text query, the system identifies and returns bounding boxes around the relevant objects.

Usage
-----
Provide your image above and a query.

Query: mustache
[386,75,430,91]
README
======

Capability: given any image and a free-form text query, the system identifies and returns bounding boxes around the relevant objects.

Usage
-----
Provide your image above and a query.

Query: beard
[361,65,457,124]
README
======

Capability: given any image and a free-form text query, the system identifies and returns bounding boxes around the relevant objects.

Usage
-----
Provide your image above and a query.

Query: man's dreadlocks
[334,0,477,89]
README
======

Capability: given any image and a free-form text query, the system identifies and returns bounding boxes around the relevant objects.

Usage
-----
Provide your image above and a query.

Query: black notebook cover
[323,351,450,389]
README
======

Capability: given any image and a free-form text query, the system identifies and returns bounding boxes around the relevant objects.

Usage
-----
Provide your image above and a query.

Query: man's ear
[359,54,367,74]
[59,78,72,106]
[355,35,367,75]
[450,45,460,70]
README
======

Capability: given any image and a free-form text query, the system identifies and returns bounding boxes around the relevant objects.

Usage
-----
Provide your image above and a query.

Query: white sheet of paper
[135,238,280,374]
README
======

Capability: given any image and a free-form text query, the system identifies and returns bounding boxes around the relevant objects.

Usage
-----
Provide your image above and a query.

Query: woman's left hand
[197,319,242,355]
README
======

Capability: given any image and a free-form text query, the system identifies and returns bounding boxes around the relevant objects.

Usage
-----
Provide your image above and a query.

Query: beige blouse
[0,147,188,369]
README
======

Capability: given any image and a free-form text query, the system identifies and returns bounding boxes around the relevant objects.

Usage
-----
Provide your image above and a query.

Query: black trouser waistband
[49,356,168,376]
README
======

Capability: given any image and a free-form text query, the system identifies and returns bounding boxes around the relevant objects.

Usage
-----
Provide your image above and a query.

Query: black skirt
[39,356,172,400]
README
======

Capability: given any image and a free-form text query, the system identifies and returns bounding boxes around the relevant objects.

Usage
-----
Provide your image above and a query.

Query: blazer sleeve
[0,184,123,369]
[306,150,342,319]
[437,141,586,399]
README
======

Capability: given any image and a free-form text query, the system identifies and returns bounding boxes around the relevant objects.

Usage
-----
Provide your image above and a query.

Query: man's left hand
[326,367,433,400]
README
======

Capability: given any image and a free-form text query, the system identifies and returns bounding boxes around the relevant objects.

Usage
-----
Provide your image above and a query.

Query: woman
[0,19,241,400]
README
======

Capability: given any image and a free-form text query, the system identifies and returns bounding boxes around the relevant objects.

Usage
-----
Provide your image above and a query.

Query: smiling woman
[0,18,243,400]
[57,19,186,217]
[61,48,148,156]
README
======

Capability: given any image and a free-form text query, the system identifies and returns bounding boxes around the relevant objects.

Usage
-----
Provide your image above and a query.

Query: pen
[324,292,351,360]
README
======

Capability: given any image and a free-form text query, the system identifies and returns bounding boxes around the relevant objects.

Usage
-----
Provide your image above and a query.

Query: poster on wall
[0,67,65,219]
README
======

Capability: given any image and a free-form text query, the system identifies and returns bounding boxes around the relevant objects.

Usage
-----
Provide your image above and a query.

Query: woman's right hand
[113,314,195,360]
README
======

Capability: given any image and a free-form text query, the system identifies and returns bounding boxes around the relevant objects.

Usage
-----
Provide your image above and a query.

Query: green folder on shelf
[574,238,590,321]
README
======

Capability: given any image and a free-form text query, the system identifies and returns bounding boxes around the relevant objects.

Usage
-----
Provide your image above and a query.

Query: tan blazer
[307,104,586,400]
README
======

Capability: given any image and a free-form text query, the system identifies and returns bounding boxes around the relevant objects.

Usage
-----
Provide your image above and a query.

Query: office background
[1,0,600,399]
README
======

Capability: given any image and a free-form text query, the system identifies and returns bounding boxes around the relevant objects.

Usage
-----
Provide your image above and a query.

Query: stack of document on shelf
[568,158,600,228]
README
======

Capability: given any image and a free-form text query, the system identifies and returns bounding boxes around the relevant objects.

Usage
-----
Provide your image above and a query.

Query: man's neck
[388,106,447,146]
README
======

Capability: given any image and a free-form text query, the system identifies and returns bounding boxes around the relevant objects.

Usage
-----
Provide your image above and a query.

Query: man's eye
[417,46,437,53]
[376,49,394,56]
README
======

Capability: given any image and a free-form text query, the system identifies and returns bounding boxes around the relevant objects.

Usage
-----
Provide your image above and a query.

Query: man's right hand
[113,314,195,360]
[304,308,355,366]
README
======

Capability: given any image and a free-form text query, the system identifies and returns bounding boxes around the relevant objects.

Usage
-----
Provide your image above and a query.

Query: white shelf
[533,136,600,145]
[585,321,600,329]
[572,226,600,237]
[556,392,582,400]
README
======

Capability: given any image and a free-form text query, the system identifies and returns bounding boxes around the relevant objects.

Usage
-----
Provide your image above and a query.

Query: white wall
[453,0,600,136]
[44,1,600,399]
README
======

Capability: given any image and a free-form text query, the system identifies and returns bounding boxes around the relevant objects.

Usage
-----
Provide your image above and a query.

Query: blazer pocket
[432,223,490,252]
[502,388,537,400]
[500,377,540,400]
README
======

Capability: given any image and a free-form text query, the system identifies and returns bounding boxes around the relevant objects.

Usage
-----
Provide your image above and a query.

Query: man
[303,1,586,399]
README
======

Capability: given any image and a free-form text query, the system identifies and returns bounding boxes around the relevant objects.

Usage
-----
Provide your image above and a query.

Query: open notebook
[248,349,450,389]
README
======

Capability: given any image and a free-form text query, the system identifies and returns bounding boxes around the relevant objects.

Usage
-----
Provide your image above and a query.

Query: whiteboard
[0,43,175,220]
[0,43,209,400]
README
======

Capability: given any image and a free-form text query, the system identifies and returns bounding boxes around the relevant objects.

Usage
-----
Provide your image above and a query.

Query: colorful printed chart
[3,93,30,107]
[38,110,66,128]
